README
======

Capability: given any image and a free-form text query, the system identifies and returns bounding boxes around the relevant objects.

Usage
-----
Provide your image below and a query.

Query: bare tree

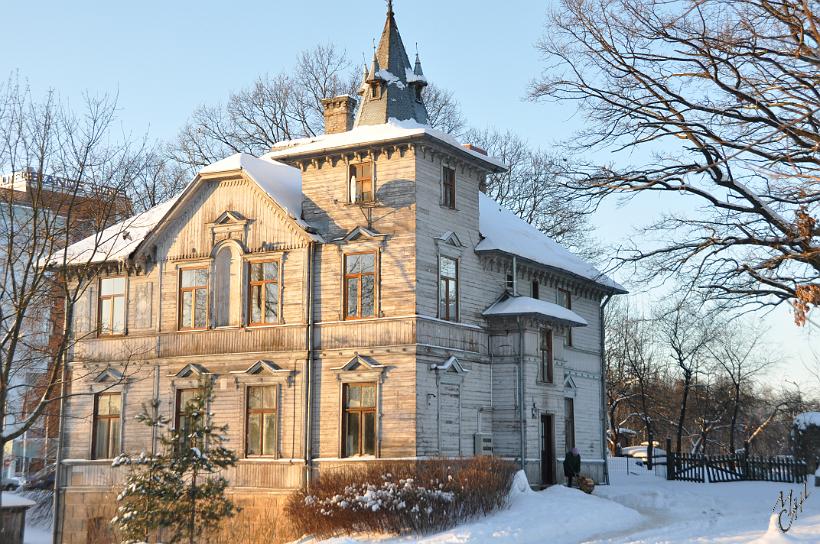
[464,127,597,257]
[0,76,143,508]
[128,144,188,212]
[171,44,358,172]
[655,295,716,453]
[708,327,776,452]
[424,84,466,135]
[531,0,820,323]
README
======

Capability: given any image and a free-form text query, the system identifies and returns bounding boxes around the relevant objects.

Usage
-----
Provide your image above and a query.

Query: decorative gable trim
[207,211,250,249]
[430,356,469,374]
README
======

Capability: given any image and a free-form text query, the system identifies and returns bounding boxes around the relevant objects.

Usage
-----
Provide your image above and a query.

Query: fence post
[742,441,750,481]
[666,438,673,481]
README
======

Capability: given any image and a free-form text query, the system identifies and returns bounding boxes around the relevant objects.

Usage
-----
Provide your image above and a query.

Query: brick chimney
[322,95,357,134]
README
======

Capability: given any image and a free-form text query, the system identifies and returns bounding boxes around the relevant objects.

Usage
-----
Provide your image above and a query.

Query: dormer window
[370,83,381,99]
[414,85,422,102]
[349,162,374,203]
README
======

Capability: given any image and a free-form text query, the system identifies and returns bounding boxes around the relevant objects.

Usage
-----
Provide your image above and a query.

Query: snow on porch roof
[482,295,589,327]
[477,193,626,293]
[263,118,506,171]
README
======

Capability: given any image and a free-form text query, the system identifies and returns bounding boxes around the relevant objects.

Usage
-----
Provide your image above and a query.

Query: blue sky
[4,0,816,384]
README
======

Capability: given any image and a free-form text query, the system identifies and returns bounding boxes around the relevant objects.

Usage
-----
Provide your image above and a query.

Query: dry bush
[286,456,516,539]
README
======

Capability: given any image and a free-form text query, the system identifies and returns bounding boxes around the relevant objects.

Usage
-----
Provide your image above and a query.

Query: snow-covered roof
[201,153,303,220]
[794,412,820,430]
[59,196,179,265]
[264,118,506,170]
[61,153,315,266]
[482,295,589,327]
[477,193,626,293]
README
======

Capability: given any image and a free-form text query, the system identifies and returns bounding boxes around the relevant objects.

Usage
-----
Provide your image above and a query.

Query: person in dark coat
[564,447,581,487]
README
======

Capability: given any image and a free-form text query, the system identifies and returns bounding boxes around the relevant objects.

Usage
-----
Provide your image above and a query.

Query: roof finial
[387,0,394,15]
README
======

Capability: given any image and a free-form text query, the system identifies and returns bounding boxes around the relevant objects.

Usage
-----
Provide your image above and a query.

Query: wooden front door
[541,414,556,485]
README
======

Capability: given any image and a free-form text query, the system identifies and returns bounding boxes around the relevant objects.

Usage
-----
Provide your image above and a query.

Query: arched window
[213,244,241,327]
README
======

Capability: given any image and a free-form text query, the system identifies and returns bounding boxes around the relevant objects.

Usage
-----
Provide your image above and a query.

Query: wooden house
[55,5,625,542]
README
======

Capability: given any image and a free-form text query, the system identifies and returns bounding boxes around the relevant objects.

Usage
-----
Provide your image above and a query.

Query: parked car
[1,475,21,491]
[20,465,55,490]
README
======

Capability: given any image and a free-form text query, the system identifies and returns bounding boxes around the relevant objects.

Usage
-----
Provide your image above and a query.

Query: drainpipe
[600,293,613,485]
[517,316,526,472]
[303,242,316,490]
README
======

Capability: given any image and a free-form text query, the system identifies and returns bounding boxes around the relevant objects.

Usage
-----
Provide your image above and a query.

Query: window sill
[246,323,283,329]
[536,380,556,387]
[439,204,459,211]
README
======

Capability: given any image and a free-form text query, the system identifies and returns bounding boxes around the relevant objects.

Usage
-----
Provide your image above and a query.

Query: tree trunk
[730,383,741,453]
[676,369,692,453]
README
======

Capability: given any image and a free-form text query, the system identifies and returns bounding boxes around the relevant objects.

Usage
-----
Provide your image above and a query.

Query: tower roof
[355,3,428,127]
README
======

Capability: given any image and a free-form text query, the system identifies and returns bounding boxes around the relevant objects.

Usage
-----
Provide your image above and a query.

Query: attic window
[370,83,381,99]
[414,85,422,102]
[442,166,456,209]
[349,162,374,203]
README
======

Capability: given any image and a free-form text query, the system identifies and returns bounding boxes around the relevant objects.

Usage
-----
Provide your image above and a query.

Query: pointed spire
[413,45,425,79]
[355,2,428,127]
[367,51,384,83]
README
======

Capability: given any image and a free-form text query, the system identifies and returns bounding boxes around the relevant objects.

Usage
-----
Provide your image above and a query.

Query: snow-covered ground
[298,458,820,544]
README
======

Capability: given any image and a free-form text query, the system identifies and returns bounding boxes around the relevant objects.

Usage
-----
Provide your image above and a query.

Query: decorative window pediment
[213,210,247,225]
[334,226,388,246]
[333,353,386,382]
[564,374,577,397]
[94,367,124,384]
[229,360,295,386]
[208,211,250,248]
[172,363,210,379]
[435,231,464,248]
[430,356,469,374]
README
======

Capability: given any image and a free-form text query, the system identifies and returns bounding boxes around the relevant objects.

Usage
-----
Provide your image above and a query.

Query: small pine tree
[112,381,239,544]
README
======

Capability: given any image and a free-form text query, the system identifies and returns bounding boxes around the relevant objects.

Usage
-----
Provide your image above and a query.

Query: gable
[150,176,315,261]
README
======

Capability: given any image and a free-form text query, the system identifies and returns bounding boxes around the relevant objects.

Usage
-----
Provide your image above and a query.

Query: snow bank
[747,514,800,543]
[301,470,644,544]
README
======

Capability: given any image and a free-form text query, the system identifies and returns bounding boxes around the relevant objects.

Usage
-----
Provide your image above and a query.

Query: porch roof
[482,295,588,327]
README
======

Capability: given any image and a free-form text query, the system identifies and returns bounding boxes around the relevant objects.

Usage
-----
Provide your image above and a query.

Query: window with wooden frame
[99,277,126,336]
[246,385,277,456]
[248,260,279,326]
[179,268,208,330]
[442,166,456,209]
[564,397,575,450]
[92,392,121,459]
[439,256,459,321]
[175,388,203,448]
[344,253,376,320]
[532,280,540,300]
[342,383,377,457]
[557,288,573,346]
[349,162,374,203]
[540,328,554,384]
